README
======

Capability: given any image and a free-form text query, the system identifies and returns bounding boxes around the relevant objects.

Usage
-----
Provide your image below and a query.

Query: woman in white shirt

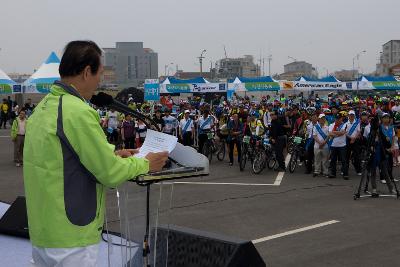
[313,114,329,177]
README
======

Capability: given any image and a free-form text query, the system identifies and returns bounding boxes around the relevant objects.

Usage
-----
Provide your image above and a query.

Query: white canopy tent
[0,68,16,94]
[23,52,60,94]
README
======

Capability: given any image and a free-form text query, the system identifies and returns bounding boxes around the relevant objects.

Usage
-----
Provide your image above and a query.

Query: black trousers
[329,146,348,176]
[198,133,208,153]
[182,131,193,146]
[274,135,286,169]
[228,138,241,164]
[0,112,7,128]
[347,140,361,173]
[124,136,135,149]
[304,139,315,173]
[108,129,119,144]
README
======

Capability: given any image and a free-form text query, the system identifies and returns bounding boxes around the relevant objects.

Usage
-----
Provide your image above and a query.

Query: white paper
[135,129,177,158]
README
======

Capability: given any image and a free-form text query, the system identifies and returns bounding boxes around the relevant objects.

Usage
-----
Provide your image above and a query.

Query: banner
[191,83,226,93]
[227,89,235,101]
[12,84,22,93]
[0,84,13,94]
[228,82,280,92]
[23,83,52,94]
[144,79,160,101]
[372,81,400,90]
[349,81,374,90]
[160,83,226,94]
[290,81,348,91]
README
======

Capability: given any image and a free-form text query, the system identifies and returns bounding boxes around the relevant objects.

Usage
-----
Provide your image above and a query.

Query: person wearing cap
[359,111,370,146]
[179,110,194,146]
[197,109,215,153]
[304,112,317,174]
[328,113,349,179]
[270,110,286,171]
[345,110,361,175]
[162,109,177,135]
[313,114,329,177]
[226,113,243,166]
[152,109,165,132]
[380,112,396,184]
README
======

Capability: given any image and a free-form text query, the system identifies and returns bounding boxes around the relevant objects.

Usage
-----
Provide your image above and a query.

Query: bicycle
[264,137,277,170]
[240,135,257,171]
[202,130,217,162]
[215,129,227,161]
[287,135,295,154]
[288,136,305,173]
[252,137,266,174]
[216,137,226,161]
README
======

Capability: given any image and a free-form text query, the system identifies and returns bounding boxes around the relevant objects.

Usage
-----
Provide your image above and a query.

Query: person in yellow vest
[0,98,9,129]
[11,108,27,167]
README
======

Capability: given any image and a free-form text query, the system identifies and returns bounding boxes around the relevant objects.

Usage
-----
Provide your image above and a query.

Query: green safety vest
[24,82,149,248]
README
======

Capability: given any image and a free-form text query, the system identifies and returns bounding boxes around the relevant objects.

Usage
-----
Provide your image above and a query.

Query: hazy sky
[1,0,399,76]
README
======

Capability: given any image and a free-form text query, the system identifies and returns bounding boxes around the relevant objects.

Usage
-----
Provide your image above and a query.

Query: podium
[104,143,210,267]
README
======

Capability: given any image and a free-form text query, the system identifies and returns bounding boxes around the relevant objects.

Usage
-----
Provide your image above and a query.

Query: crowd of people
[8,91,400,195]
[97,91,400,195]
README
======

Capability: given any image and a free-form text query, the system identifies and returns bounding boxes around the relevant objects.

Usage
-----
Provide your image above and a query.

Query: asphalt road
[1,127,400,267]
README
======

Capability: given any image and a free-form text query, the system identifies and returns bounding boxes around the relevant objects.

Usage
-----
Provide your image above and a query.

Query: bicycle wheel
[287,137,294,154]
[252,150,266,174]
[288,151,298,173]
[267,153,277,170]
[239,144,248,171]
[217,141,226,161]
[202,142,213,162]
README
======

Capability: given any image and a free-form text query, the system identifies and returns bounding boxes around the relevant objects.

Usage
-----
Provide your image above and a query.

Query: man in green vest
[24,40,168,266]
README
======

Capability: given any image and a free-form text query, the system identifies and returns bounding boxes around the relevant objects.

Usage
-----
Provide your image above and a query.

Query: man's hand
[145,151,169,172]
[115,149,139,158]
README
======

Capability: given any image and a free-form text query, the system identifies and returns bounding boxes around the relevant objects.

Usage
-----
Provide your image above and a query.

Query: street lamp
[198,49,206,75]
[164,62,174,76]
[353,50,366,93]
[322,67,329,77]
[352,50,366,80]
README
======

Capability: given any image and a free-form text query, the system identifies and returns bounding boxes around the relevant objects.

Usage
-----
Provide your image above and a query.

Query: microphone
[90,92,160,131]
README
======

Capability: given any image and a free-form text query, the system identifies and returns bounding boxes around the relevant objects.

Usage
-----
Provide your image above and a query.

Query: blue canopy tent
[318,75,340,82]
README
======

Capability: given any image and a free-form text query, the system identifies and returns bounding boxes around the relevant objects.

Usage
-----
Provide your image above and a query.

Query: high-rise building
[102,42,158,87]
[215,55,260,79]
[376,40,400,76]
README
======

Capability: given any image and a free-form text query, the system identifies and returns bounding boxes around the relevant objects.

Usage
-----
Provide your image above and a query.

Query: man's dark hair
[59,40,102,77]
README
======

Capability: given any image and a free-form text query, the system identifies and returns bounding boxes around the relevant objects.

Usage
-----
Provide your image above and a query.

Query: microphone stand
[113,104,161,267]
[104,100,205,266]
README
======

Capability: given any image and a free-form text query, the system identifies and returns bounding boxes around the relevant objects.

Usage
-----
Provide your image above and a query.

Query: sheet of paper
[135,129,178,158]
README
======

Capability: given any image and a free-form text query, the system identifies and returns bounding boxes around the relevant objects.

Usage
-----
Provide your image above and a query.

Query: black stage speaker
[151,225,266,267]
[0,196,29,238]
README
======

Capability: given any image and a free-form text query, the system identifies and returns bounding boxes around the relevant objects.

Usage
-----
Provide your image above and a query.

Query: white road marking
[285,153,290,166]
[165,182,276,186]
[252,220,340,244]
[273,172,284,186]
[161,153,292,187]
[271,154,290,186]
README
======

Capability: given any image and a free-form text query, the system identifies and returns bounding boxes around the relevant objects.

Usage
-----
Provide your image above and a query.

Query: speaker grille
[151,225,266,267]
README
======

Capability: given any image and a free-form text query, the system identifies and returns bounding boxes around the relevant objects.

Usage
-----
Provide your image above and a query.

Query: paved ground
[1,127,400,266]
